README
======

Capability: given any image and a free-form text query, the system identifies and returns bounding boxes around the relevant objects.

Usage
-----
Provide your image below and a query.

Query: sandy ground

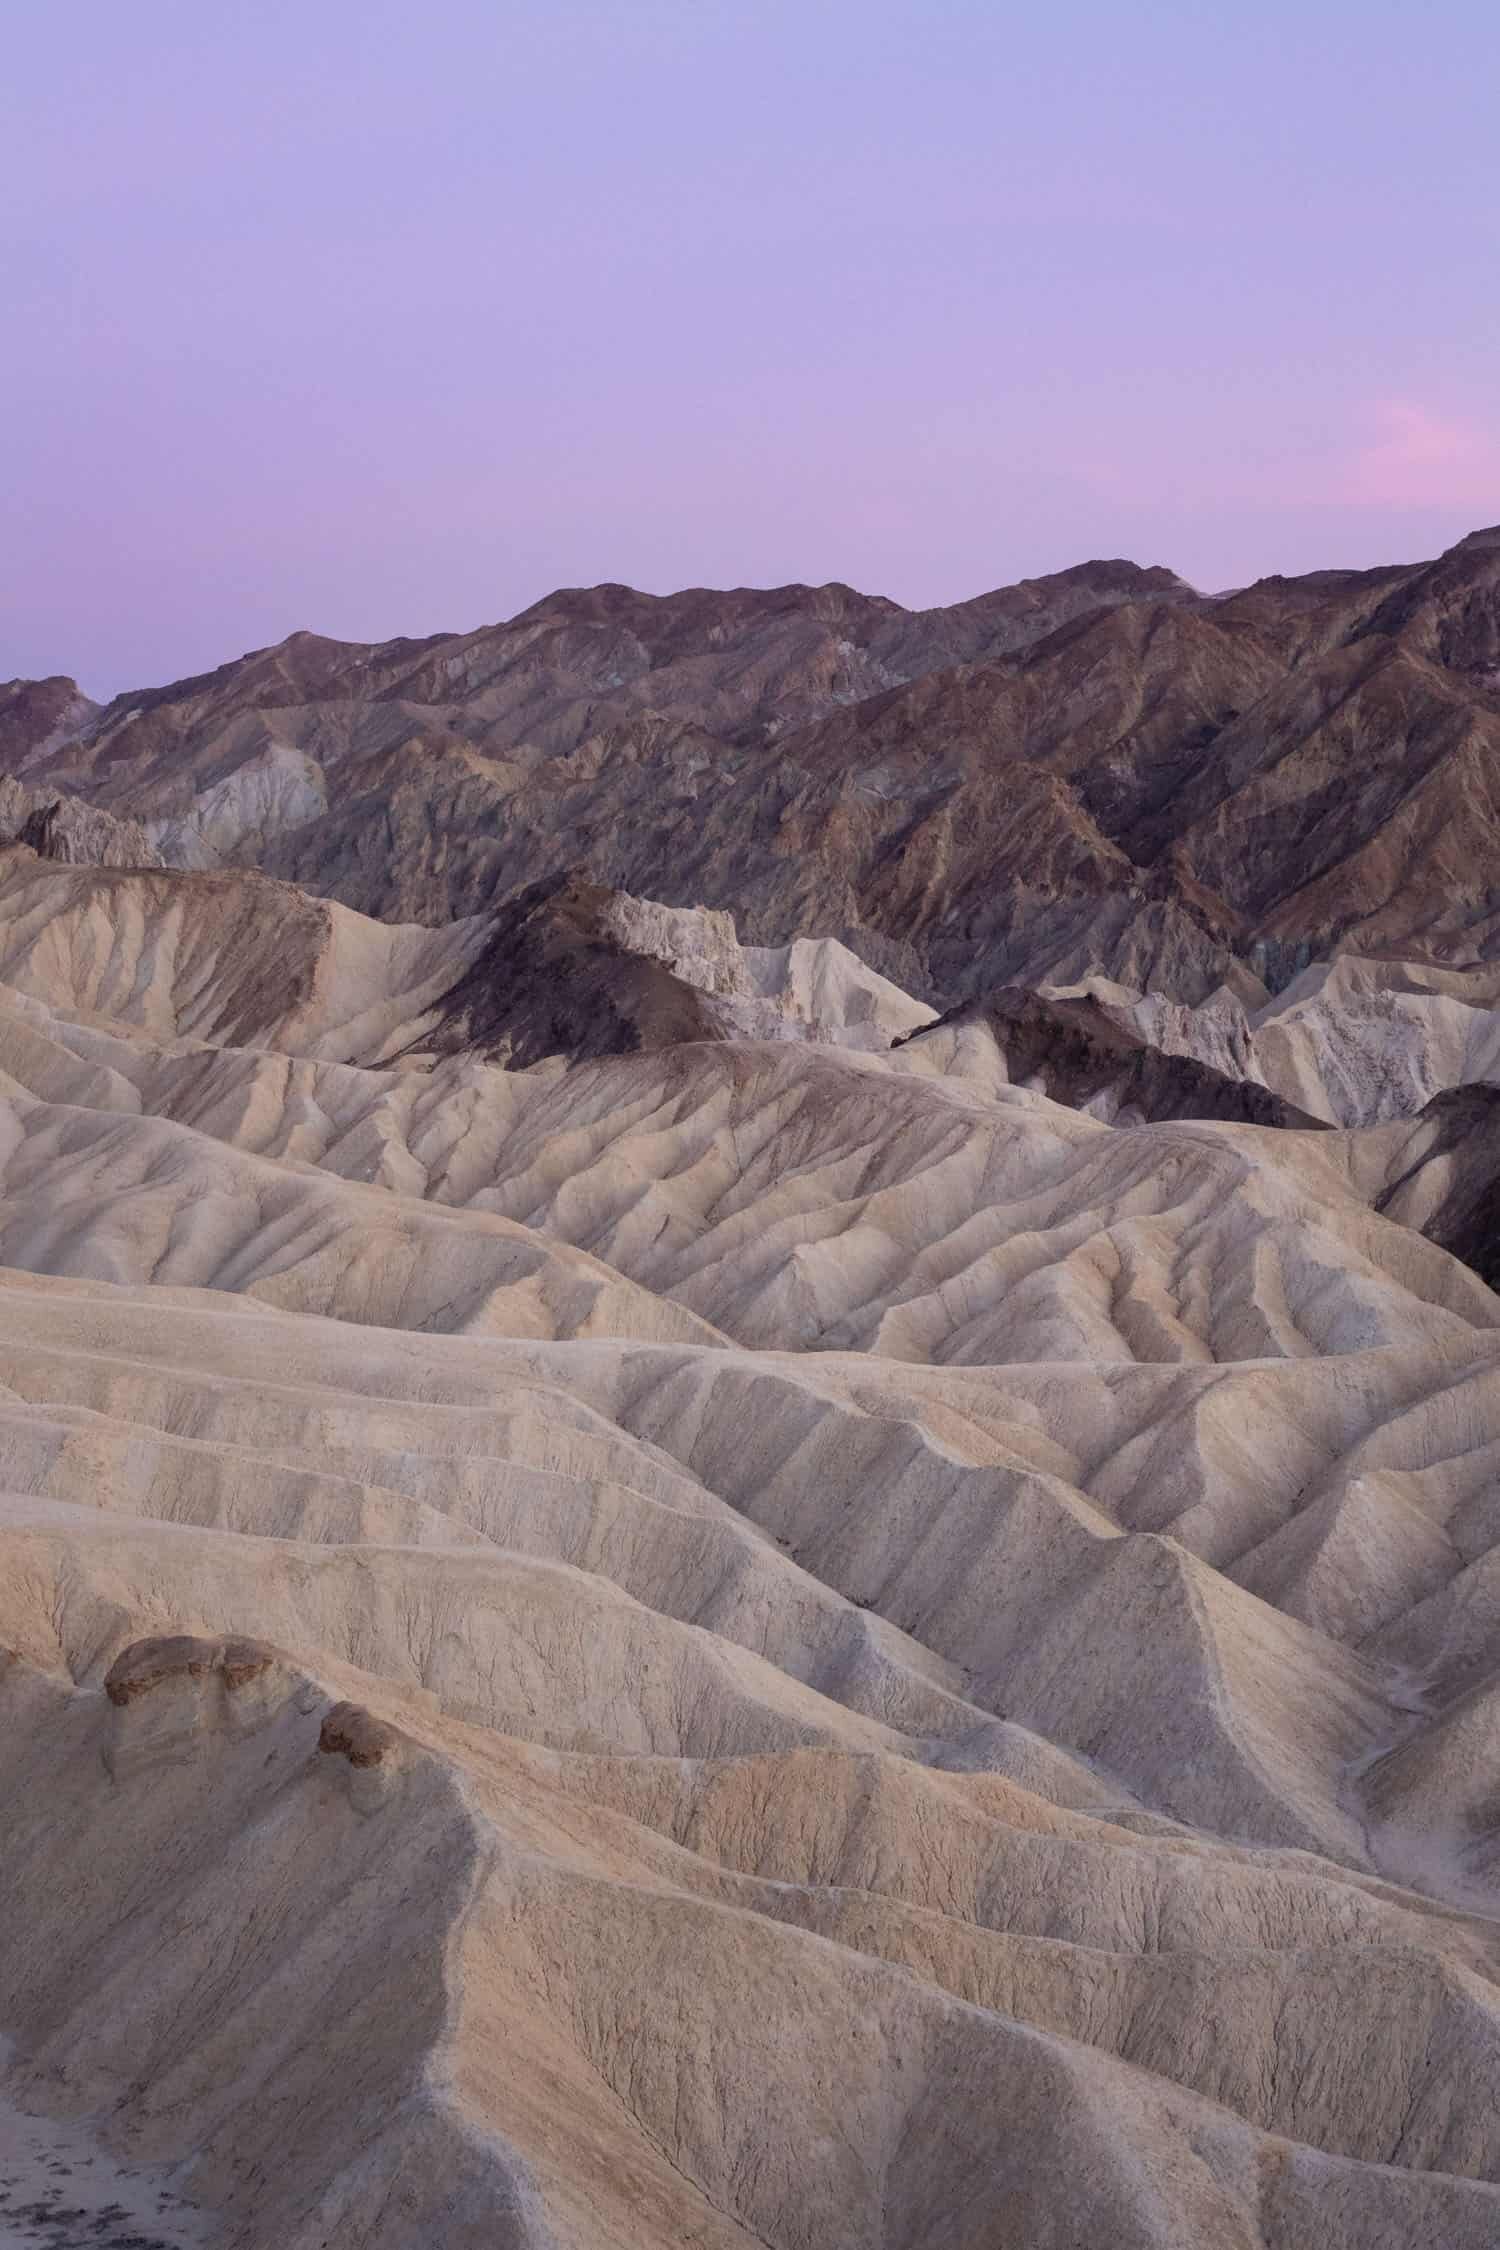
[0,2057,205,2250]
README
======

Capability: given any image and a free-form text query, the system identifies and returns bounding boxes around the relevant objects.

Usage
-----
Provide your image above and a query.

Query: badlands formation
[4,534,1500,2246]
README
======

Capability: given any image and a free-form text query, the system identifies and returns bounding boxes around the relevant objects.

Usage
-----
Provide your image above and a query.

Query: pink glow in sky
[5,0,1499,696]
[1336,403,1500,509]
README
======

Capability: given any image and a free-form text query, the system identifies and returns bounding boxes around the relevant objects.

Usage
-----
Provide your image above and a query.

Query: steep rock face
[1082,955,1500,1127]
[419,873,765,1067]
[16,795,162,869]
[898,985,1327,1128]
[1361,1084,1500,1289]
[1356,523,1500,673]
[0,777,161,869]
[418,871,935,1066]
[145,741,328,868]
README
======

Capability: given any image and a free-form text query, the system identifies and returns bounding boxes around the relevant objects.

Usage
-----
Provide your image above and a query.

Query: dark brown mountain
[899,985,1329,1129]
[0,675,99,769]
[1370,1081,1500,1288]
[7,530,1500,1008]
[412,872,748,1068]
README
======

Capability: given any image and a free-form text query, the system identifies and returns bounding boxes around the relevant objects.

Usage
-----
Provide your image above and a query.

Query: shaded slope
[897,984,1327,1127]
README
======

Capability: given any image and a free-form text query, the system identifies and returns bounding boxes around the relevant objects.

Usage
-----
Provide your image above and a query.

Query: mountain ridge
[21,540,1500,1007]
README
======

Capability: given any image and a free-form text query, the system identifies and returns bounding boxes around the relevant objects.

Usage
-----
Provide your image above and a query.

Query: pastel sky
[5,0,1499,696]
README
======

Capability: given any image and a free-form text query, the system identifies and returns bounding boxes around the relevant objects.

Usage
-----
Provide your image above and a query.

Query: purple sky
[6,0,1500,697]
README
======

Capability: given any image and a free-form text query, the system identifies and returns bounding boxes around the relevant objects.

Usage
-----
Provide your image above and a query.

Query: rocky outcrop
[104,1633,278,1705]
[419,872,754,1067]
[1360,1083,1500,1288]
[899,984,1328,1128]
[0,777,161,868]
[318,1701,401,1767]
[17,794,161,868]
[418,870,934,1065]
[1068,954,1500,1127]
